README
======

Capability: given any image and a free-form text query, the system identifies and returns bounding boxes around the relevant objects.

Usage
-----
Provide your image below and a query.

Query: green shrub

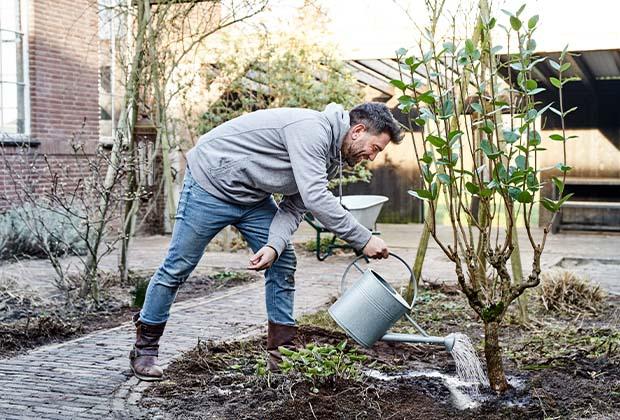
[197,43,371,188]
[0,203,92,261]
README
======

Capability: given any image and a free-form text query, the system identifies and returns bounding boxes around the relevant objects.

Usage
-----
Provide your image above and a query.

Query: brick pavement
[0,252,363,419]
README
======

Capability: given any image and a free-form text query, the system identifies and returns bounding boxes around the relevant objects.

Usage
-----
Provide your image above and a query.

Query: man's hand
[363,236,389,259]
[248,246,277,270]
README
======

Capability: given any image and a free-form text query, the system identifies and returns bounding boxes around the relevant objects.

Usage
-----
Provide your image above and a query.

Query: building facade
[0,0,100,208]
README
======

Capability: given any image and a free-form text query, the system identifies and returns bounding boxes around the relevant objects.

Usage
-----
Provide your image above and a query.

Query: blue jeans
[140,170,297,326]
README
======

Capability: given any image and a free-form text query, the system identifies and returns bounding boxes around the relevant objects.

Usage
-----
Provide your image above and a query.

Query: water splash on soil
[365,368,482,409]
[448,332,489,392]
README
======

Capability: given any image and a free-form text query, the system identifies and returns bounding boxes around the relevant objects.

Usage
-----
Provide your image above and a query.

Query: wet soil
[0,270,258,358]
[141,293,620,419]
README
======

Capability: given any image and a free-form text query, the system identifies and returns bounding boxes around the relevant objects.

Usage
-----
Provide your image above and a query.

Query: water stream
[364,332,505,410]
[448,332,489,391]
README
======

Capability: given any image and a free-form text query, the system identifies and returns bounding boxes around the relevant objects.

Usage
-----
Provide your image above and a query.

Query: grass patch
[298,310,340,332]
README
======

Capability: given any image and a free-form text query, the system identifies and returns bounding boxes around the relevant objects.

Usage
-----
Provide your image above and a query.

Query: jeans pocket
[175,174,195,219]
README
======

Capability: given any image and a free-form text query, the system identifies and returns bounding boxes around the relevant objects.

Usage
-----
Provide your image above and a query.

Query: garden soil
[141,294,620,419]
[0,271,257,357]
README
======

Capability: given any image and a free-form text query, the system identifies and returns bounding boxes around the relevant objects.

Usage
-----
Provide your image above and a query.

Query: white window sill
[0,133,39,147]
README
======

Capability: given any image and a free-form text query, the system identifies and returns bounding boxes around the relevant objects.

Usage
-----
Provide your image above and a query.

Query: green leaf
[437,174,451,185]
[470,102,484,115]
[414,118,426,127]
[510,62,524,71]
[558,192,574,206]
[418,91,436,105]
[337,340,347,351]
[555,163,572,172]
[548,60,560,71]
[564,106,578,116]
[395,48,408,57]
[526,108,538,122]
[549,134,565,141]
[540,197,558,212]
[552,177,564,195]
[528,88,546,95]
[441,98,454,117]
[550,77,562,88]
[549,106,563,117]
[480,188,494,198]
[526,39,537,51]
[465,39,475,54]
[430,182,439,200]
[515,155,527,169]
[443,42,456,53]
[491,45,503,55]
[480,139,501,158]
[481,120,495,135]
[420,151,433,164]
[517,190,533,203]
[560,44,569,61]
[426,135,445,148]
[502,129,520,144]
[398,95,416,106]
[537,102,554,117]
[448,130,463,142]
[525,79,537,90]
[408,189,432,201]
[516,4,527,16]
[508,186,522,200]
[421,165,434,182]
[528,130,541,146]
[390,79,407,91]
[528,15,539,29]
[279,346,295,356]
[560,62,571,72]
[510,16,522,31]
[465,182,480,195]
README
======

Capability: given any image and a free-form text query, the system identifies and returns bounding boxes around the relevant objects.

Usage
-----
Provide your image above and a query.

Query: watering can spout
[381,333,456,353]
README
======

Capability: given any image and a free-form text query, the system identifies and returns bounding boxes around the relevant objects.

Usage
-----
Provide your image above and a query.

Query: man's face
[342,126,391,167]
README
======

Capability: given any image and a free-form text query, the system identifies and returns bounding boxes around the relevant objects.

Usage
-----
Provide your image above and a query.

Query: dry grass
[537,270,606,315]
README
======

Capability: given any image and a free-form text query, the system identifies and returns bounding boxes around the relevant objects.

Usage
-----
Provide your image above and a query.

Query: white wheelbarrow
[304,195,389,261]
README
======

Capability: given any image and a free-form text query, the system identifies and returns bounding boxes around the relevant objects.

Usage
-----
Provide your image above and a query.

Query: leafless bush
[537,270,606,315]
[0,125,129,303]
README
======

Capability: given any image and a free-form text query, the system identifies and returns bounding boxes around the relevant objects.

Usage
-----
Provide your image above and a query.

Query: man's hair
[349,102,402,144]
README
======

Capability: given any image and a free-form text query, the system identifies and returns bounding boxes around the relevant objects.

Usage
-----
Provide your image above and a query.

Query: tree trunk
[484,321,510,392]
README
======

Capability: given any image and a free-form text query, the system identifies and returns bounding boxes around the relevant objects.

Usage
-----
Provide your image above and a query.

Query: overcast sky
[251,0,620,59]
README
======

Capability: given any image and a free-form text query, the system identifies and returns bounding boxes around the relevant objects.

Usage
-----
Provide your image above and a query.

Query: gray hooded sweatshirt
[186,103,372,257]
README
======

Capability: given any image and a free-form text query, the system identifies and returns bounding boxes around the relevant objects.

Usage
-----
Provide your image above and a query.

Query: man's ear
[351,123,366,140]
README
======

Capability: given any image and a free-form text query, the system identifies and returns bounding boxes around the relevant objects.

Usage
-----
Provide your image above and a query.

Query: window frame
[0,0,33,146]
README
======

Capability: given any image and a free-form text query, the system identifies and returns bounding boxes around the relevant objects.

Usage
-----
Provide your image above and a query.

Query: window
[0,0,29,138]
[98,0,124,144]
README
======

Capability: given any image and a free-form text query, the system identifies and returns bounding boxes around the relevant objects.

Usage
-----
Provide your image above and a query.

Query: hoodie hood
[321,103,350,159]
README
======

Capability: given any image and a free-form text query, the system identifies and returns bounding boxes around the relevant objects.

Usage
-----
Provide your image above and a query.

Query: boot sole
[130,363,164,382]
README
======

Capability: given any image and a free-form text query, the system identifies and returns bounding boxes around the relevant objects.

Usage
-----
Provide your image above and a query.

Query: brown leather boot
[129,313,166,381]
[266,321,298,372]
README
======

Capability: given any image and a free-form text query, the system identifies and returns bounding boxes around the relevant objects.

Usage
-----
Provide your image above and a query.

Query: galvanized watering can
[329,253,455,352]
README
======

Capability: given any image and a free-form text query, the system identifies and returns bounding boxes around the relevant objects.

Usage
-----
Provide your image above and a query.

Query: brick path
[1,224,618,419]
[0,252,367,419]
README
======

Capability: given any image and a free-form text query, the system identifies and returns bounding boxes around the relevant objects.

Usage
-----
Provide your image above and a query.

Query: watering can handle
[340,252,419,307]
[340,252,429,337]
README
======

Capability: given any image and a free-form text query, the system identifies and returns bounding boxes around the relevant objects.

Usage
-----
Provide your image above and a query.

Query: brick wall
[28,0,100,155]
[1,0,100,212]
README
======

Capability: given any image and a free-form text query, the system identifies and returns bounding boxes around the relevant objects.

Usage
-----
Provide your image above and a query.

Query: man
[130,102,402,381]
